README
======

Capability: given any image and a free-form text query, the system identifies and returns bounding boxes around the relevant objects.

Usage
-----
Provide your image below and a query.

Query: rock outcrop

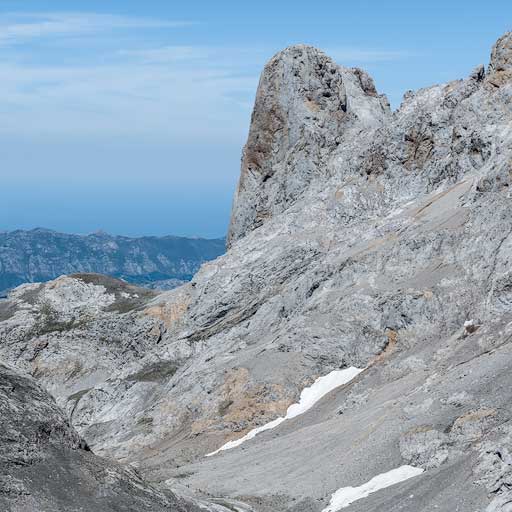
[227,45,389,246]
[487,31,512,87]
[3,33,512,512]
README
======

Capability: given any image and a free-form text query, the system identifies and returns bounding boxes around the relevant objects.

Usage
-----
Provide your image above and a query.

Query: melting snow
[206,367,364,457]
[321,465,424,511]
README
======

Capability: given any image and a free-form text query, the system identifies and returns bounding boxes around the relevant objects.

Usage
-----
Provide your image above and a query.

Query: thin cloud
[119,45,270,69]
[120,46,213,63]
[0,12,193,45]
[0,59,258,140]
[326,47,413,63]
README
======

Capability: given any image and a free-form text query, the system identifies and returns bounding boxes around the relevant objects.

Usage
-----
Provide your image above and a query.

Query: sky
[0,1,511,238]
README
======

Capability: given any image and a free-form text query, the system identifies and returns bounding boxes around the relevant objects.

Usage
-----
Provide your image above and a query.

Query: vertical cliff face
[227,44,390,247]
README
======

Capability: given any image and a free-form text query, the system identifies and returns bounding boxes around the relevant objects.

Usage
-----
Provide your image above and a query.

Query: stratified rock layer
[3,33,512,512]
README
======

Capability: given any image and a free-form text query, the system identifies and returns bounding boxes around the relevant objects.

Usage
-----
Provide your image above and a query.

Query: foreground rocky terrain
[2,32,512,511]
[0,228,225,295]
[0,362,204,512]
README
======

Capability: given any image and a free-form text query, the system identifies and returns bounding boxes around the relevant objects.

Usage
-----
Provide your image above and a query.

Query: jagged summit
[227,44,390,247]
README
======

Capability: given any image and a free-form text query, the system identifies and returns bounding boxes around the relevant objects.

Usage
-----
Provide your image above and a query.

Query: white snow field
[206,367,364,456]
[321,465,425,511]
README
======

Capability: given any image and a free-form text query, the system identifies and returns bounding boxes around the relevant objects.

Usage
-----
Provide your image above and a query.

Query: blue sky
[0,1,510,238]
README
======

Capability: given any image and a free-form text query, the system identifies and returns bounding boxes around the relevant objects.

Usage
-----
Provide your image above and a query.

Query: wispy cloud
[119,46,213,63]
[0,11,411,141]
[118,45,270,70]
[0,12,192,46]
[326,47,413,63]
[0,60,258,140]
[0,12,248,140]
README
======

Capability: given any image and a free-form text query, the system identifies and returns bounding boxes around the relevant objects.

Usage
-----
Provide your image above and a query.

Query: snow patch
[206,417,286,456]
[321,465,424,511]
[206,367,364,457]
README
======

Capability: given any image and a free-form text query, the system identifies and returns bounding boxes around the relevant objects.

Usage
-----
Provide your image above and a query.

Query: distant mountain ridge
[0,228,225,293]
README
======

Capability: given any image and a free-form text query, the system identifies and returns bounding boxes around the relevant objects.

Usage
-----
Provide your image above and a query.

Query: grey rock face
[476,424,512,512]
[3,32,512,512]
[227,44,389,246]
[0,228,225,294]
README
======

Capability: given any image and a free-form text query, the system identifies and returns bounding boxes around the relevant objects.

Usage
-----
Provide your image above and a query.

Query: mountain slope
[0,228,225,294]
[2,33,512,512]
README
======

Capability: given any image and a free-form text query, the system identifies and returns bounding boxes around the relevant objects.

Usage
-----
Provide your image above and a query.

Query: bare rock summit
[227,44,390,246]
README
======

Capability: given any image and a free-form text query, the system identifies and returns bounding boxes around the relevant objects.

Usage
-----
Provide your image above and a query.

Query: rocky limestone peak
[227,44,390,247]
[487,31,512,87]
